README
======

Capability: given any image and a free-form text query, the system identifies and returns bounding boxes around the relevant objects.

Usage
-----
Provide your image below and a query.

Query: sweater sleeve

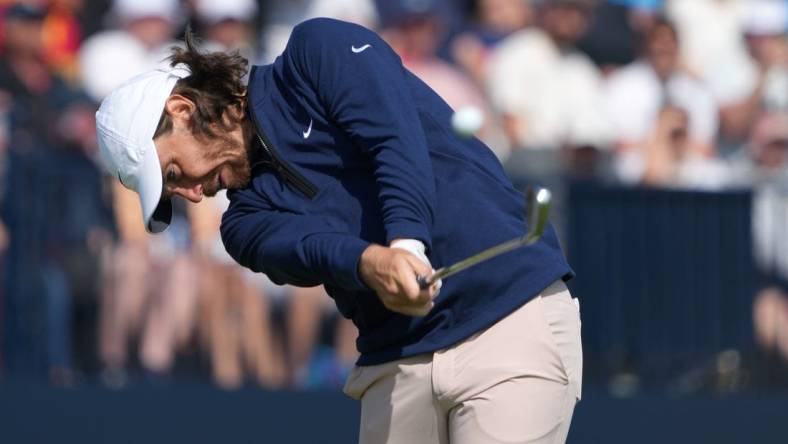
[285,18,436,250]
[220,188,371,290]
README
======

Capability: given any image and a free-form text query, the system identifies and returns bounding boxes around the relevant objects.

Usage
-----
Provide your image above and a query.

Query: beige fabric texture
[344,280,582,444]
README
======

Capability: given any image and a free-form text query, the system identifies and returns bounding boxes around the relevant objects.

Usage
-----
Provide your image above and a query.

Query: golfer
[96,18,582,444]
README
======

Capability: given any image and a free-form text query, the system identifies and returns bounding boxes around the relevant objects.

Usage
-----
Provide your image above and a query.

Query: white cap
[743,0,788,36]
[195,0,258,24]
[95,66,190,233]
[112,0,178,22]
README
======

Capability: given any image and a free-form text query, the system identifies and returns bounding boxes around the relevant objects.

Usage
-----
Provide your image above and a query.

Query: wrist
[390,238,425,256]
[359,244,386,286]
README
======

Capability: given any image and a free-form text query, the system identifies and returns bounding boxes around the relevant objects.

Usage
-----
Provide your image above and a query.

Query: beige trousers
[344,280,582,444]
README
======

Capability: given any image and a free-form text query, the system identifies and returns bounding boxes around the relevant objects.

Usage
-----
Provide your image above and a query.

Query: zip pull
[254,133,318,199]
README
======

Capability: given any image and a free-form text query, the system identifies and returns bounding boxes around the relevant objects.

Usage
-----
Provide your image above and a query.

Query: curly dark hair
[154,29,249,140]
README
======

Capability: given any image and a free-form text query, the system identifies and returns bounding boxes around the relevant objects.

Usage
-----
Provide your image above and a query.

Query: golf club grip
[418,268,446,289]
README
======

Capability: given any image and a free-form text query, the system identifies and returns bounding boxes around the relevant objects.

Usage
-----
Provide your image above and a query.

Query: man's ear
[164,94,195,129]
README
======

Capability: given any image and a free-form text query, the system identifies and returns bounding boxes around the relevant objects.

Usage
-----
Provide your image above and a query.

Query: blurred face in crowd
[155,95,254,203]
[540,3,591,47]
[126,16,174,50]
[3,17,44,58]
[745,33,787,69]
[752,114,788,170]
[645,22,679,80]
[391,15,444,60]
[206,19,254,51]
[758,138,788,170]
[478,0,534,34]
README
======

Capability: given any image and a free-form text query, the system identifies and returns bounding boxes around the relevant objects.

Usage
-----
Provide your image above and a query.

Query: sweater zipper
[248,104,318,199]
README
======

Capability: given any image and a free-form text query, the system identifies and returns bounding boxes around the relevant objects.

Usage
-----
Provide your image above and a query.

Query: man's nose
[174,184,204,203]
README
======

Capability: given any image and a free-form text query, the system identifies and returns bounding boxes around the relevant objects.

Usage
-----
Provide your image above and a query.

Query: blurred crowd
[0,0,786,390]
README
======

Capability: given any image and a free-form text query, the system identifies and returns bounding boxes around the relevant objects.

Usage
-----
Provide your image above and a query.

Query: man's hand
[359,244,439,317]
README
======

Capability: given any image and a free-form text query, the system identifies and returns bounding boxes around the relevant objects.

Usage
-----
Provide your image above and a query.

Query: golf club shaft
[418,188,552,289]
[418,235,541,287]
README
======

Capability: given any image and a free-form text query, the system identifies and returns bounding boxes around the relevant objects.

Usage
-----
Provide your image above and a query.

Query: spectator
[97,184,153,387]
[603,17,719,156]
[614,105,729,189]
[717,0,787,145]
[577,0,662,73]
[258,0,312,62]
[41,0,85,83]
[730,113,788,274]
[0,3,83,140]
[733,113,788,371]
[74,0,112,40]
[192,0,262,63]
[308,0,379,29]
[665,0,752,105]
[374,0,461,33]
[753,287,788,368]
[285,285,359,389]
[486,0,610,151]
[78,0,179,102]
[99,192,199,386]
[730,113,788,183]
[382,0,509,158]
[450,0,535,86]
[1,2,112,384]
[80,0,199,386]
[260,0,378,62]
[134,204,199,382]
[189,193,285,389]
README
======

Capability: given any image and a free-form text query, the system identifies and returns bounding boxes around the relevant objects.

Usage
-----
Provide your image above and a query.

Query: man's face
[155,95,253,203]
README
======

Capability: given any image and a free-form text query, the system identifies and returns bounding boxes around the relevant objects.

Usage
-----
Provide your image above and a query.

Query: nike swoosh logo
[303,118,313,139]
[351,44,372,53]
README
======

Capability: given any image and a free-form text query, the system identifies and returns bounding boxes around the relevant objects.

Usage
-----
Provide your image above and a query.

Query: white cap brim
[137,139,171,233]
[97,65,190,234]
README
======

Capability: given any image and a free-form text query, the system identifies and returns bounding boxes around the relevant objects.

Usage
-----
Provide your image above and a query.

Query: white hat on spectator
[742,0,788,36]
[112,0,179,23]
[95,66,191,233]
[195,0,258,24]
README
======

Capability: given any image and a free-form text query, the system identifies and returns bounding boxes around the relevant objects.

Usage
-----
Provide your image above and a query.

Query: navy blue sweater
[221,18,573,365]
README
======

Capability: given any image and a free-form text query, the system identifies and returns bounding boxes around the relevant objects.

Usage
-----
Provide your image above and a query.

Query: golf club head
[526,187,537,231]
[525,187,552,243]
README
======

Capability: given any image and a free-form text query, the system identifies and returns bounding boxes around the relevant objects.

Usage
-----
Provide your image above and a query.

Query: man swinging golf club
[96,18,582,444]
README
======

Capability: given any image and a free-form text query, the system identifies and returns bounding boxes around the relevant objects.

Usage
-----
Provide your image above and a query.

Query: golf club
[417,187,552,289]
